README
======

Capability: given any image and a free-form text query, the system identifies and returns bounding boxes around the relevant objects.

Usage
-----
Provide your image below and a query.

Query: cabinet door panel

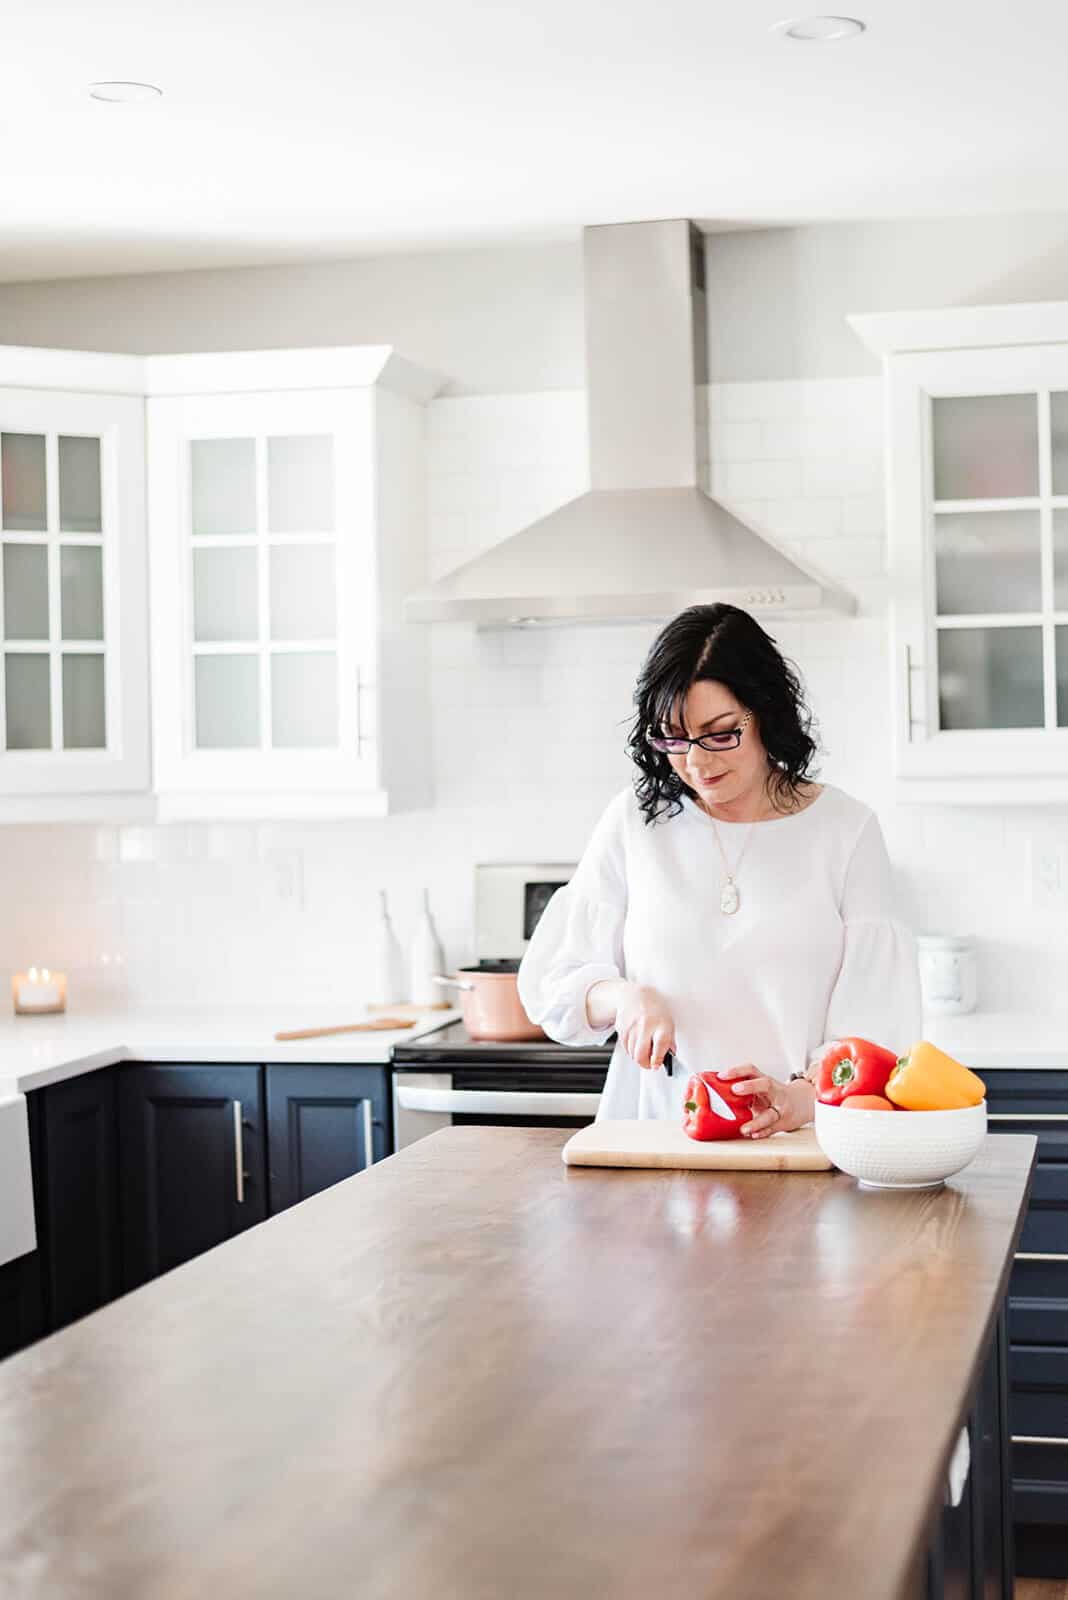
[1010,1345,1068,1438]
[0,387,148,799]
[118,1064,266,1289]
[266,1065,388,1215]
[37,1071,121,1329]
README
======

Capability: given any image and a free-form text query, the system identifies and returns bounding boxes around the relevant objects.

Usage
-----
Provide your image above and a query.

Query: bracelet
[789,1069,812,1083]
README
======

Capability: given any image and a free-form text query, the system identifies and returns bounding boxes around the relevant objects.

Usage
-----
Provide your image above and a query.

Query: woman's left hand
[718,1063,813,1139]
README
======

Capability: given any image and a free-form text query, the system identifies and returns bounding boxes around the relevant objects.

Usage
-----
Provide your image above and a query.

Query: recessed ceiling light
[88,81,162,103]
[772,15,866,40]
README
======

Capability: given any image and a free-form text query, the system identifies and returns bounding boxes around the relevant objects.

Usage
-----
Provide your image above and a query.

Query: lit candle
[12,967,67,1014]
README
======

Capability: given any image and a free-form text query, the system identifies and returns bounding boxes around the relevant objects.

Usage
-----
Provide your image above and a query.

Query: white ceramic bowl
[813,1099,987,1189]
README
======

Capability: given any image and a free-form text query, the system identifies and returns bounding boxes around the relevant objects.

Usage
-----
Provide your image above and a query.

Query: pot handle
[432,973,476,992]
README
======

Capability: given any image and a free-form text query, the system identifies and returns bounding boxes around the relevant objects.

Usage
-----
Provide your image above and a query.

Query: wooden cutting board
[561,1118,833,1172]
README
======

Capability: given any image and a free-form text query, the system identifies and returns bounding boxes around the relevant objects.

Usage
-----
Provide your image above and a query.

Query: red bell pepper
[815,1037,898,1106]
[683,1072,745,1141]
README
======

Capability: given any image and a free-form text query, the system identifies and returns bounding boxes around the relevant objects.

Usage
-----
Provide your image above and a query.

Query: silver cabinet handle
[233,1099,245,1204]
[1012,1436,1068,1447]
[362,1098,374,1168]
[904,643,925,741]
[1015,1251,1068,1261]
[989,1113,1068,1122]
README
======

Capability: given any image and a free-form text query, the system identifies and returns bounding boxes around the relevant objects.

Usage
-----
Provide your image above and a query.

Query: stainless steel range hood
[405,219,855,626]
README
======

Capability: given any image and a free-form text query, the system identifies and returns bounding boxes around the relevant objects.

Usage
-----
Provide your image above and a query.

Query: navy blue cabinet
[118,1064,267,1290]
[1,1061,394,1364]
[926,1309,1014,1600]
[35,1069,122,1330]
[266,1065,389,1213]
[985,1068,1068,1578]
[0,1250,44,1359]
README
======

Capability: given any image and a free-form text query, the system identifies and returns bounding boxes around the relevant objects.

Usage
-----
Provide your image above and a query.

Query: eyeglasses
[647,708,753,755]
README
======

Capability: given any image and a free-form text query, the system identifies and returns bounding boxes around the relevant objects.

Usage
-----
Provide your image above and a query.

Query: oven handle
[396,1087,602,1117]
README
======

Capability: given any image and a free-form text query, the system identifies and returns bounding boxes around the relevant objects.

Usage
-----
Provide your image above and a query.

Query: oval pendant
[720,878,740,915]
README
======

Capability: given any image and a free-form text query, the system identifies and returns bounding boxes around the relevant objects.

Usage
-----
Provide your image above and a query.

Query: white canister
[917,935,978,1016]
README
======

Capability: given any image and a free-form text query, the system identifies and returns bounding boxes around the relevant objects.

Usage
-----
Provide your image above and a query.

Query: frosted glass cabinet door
[3,543,49,639]
[937,627,1044,730]
[193,547,258,641]
[194,654,260,749]
[932,394,1039,500]
[190,438,256,536]
[1,434,47,531]
[269,543,336,639]
[271,652,338,747]
[4,653,50,748]
[0,379,149,799]
[62,654,106,748]
[267,434,335,533]
[58,436,102,533]
[60,545,104,640]
[933,510,1041,614]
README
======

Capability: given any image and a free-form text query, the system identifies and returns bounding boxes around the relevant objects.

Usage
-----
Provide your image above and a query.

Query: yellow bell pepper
[885,1041,986,1111]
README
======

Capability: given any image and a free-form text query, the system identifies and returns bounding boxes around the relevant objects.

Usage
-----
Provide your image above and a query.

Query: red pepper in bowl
[683,1072,745,1141]
[815,1037,898,1106]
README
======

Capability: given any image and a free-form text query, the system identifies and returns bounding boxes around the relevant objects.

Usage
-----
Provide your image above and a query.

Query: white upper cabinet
[850,304,1068,804]
[0,351,150,820]
[146,348,439,819]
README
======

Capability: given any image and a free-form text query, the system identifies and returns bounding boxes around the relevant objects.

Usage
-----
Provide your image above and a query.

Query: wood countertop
[0,1127,1036,1600]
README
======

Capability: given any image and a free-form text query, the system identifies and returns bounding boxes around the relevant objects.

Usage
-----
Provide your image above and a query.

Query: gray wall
[2,213,1068,391]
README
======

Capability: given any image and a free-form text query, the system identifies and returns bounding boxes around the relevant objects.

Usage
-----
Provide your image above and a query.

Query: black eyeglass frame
[646,708,753,755]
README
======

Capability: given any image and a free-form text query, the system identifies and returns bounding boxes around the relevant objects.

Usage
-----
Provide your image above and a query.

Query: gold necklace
[708,817,755,916]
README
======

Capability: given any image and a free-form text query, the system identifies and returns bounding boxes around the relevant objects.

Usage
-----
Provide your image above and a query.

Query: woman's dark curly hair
[626,604,821,824]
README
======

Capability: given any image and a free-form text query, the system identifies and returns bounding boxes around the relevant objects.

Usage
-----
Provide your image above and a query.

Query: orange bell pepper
[885,1042,985,1111]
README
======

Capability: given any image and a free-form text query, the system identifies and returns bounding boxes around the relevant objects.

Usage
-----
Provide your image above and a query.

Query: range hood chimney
[405,219,855,626]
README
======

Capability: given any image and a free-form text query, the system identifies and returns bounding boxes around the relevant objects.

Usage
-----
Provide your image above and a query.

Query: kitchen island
[0,1126,1036,1599]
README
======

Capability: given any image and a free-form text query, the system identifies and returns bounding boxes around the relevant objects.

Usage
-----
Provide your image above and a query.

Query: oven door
[392,1067,606,1150]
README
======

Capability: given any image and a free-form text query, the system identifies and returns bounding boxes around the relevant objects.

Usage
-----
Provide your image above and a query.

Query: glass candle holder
[12,967,67,1015]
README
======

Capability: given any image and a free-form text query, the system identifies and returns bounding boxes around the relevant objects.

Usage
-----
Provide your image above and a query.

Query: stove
[392,1019,613,1069]
[390,861,615,1150]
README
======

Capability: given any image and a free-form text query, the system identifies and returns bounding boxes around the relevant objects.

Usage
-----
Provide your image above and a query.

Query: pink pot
[433,961,545,1042]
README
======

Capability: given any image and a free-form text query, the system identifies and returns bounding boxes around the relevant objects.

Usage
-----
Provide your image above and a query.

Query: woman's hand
[613,983,676,1071]
[718,1063,815,1139]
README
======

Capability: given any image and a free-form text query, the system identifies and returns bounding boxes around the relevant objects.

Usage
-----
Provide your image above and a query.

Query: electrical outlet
[1031,839,1068,910]
[265,848,304,911]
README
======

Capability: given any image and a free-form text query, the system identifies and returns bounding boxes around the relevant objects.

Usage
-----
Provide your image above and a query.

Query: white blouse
[517,782,923,1123]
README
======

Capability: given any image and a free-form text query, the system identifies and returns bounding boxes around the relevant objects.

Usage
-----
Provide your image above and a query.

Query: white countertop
[923,1011,1068,1071]
[0,1006,462,1096]
[0,1006,1063,1099]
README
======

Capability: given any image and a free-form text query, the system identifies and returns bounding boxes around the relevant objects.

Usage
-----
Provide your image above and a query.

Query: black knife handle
[663,1050,673,1076]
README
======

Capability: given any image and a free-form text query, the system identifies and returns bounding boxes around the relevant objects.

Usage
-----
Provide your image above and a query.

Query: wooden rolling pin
[274,1018,417,1041]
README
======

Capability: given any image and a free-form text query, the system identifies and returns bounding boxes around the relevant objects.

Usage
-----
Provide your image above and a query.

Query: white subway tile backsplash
[842,495,886,536]
[761,497,844,537]
[800,536,885,579]
[2,373,1064,1011]
[803,454,883,498]
[722,381,803,421]
[724,460,804,500]
[715,422,764,461]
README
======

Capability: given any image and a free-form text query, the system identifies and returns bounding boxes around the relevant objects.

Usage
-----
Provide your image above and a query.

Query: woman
[517,604,922,1138]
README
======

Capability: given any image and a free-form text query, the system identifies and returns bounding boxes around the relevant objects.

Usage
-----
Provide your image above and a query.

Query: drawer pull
[1012,1435,1068,1447]
[989,1114,1068,1122]
[1016,1252,1068,1262]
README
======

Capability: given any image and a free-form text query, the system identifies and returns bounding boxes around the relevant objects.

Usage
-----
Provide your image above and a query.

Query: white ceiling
[5,0,1068,282]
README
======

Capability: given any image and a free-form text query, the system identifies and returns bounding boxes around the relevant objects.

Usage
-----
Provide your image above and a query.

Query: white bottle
[371,889,407,1007]
[409,888,445,1008]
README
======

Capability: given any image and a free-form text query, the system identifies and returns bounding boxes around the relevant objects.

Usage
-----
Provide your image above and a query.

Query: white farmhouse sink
[0,1090,36,1268]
